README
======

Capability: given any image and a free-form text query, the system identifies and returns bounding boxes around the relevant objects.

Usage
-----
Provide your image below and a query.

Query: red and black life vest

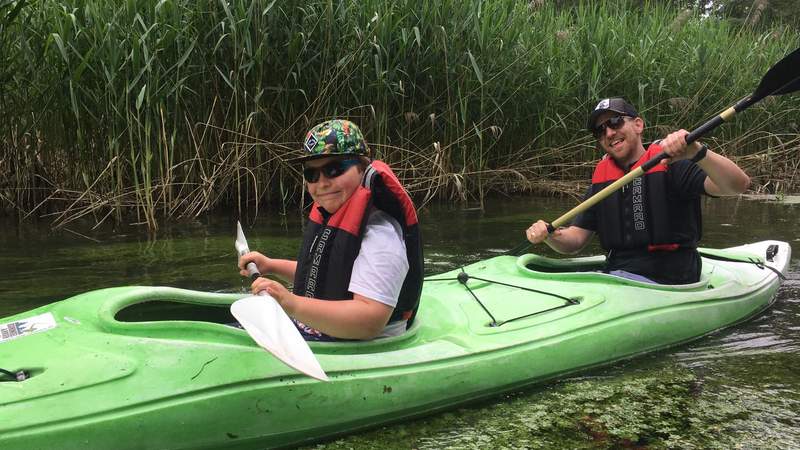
[589,143,700,253]
[292,160,423,334]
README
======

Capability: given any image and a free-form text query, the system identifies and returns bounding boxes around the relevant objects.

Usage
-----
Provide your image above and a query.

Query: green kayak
[0,240,790,449]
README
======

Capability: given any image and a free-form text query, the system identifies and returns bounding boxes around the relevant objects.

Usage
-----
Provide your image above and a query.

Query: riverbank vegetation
[2,0,799,230]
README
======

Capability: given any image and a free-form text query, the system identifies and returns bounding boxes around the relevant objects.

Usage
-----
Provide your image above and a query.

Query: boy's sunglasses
[302,158,361,183]
[592,115,630,138]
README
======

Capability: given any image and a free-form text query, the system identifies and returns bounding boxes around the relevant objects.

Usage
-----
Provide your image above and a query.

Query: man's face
[303,156,363,213]
[593,111,644,166]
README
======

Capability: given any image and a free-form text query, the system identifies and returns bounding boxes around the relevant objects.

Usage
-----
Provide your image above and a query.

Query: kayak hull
[0,240,791,449]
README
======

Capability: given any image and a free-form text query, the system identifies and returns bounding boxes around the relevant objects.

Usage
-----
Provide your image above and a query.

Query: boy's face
[304,156,363,213]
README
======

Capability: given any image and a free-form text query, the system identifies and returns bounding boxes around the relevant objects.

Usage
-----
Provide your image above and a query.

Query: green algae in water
[307,367,759,450]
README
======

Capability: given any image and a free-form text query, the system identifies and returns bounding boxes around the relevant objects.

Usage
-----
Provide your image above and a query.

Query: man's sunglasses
[592,115,630,138]
[302,158,361,183]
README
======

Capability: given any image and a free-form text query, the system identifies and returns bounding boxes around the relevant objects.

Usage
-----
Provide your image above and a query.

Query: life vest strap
[647,243,681,252]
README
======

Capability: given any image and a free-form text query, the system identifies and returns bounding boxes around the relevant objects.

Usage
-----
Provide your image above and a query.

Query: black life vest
[292,160,423,338]
[590,143,700,253]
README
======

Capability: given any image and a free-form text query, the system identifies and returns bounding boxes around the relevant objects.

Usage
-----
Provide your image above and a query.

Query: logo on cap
[304,134,319,153]
[595,99,610,111]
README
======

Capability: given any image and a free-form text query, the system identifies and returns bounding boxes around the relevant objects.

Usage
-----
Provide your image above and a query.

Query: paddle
[231,221,329,381]
[510,46,800,256]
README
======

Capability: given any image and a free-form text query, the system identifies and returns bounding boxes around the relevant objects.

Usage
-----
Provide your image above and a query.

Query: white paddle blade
[235,221,250,256]
[231,295,329,381]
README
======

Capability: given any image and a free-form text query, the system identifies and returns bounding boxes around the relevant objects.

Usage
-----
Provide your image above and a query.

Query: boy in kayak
[525,97,750,284]
[238,120,423,340]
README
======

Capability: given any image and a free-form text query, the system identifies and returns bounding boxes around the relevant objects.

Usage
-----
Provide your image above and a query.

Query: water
[1,196,798,449]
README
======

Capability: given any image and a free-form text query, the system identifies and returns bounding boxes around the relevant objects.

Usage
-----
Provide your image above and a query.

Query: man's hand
[659,129,702,163]
[526,220,555,244]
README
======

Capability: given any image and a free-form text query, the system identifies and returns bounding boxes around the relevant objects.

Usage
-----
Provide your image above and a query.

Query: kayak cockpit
[115,300,235,324]
[103,288,424,354]
[516,240,790,291]
[516,253,712,291]
[521,253,606,273]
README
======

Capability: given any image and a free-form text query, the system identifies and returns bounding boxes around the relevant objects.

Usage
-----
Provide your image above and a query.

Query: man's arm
[696,149,751,196]
[658,130,750,196]
[527,221,594,255]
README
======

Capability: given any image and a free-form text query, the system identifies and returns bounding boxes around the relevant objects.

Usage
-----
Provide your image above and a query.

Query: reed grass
[1,0,799,230]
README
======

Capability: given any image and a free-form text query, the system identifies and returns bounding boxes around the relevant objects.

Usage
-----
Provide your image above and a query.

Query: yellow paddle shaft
[551,165,646,229]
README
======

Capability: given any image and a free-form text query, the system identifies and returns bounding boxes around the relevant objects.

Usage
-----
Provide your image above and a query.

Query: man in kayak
[238,119,423,340]
[525,97,751,284]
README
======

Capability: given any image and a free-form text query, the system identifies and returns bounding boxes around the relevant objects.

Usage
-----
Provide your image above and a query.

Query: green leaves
[0,0,28,84]
[467,50,483,84]
[3,0,800,226]
[136,84,147,111]
[0,0,25,27]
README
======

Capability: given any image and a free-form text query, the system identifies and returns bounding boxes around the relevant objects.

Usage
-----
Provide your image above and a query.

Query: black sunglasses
[302,158,361,183]
[592,115,630,138]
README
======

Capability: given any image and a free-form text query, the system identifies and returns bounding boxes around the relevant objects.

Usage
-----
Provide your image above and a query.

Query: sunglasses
[302,158,361,183]
[592,115,630,138]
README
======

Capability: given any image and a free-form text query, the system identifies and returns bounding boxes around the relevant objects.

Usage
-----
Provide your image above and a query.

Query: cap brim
[288,152,364,164]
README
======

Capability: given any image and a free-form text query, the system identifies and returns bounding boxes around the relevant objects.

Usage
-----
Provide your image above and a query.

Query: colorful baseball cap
[294,119,371,162]
[587,97,639,132]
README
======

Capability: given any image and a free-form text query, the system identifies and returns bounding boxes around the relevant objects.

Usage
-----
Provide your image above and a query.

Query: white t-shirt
[348,209,409,337]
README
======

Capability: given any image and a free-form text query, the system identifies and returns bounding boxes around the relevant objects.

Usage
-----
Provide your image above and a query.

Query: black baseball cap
[587,97,639,132]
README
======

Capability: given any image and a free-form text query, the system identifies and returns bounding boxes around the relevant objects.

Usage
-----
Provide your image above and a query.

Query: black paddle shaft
[639,93,763,174]
[642,47,800,172]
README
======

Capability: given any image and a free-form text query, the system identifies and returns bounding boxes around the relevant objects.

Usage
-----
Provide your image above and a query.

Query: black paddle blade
[755,47,800,97]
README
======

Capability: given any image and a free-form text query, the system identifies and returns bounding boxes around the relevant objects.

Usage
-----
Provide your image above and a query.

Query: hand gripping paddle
[231,221,329,381]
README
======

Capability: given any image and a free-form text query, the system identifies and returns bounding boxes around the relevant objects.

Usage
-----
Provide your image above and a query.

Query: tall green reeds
[1,0,799,230]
